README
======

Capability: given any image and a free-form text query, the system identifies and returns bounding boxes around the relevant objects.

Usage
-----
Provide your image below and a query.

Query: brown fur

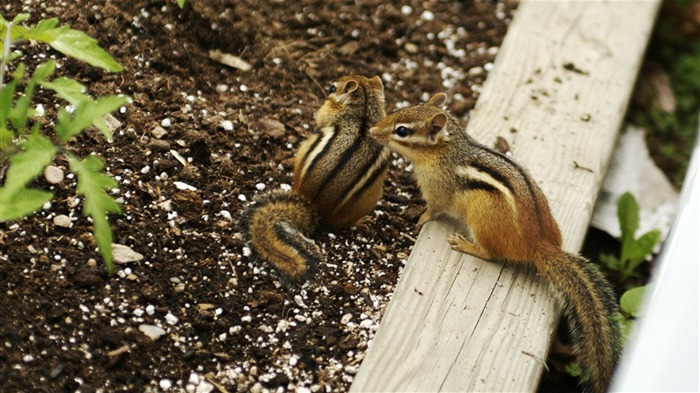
[370,94,622,393]
[240,75,388,281]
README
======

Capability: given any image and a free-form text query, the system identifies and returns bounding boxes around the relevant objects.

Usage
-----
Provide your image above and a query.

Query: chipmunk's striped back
[241,75,388,283]
[293,75,388,229]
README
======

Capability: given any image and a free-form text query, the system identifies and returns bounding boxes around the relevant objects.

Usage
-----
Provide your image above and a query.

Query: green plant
[1,14,127,273]
[176,0,186,9]
[599,192,661,284]
[619,285,645,340]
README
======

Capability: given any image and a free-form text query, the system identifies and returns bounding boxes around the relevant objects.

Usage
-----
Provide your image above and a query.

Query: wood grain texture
[350,1,660,391]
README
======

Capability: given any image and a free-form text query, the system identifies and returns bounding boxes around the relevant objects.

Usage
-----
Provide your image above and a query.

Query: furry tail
[536,249,623,393]
[239,190,321,282]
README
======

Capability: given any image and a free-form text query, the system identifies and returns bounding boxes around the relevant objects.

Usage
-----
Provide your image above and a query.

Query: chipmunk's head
[316,75,386,129]
[370,93,451,160]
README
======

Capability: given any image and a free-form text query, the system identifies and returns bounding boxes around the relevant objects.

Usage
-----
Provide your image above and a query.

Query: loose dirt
[1,1,519,392]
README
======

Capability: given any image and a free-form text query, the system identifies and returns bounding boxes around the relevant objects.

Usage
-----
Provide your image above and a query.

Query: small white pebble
[255,183,266,191]
[196,382,214,393]
[420,10,435,21]
[159,379,172,390]
[240,84,249,92]
[44,165,64,184]
[360,319,374,329]
[221,120,234,131]
[242,247,252,257]
[146,305,156,315]
[340,313,353,325]
[140,165,150,174]
[215,84,229,93]
[238,194,247,202]
[220,210,232,219]
[161,118,172,127]
[165,312,179,325]
[401,5,413,15]
[53,215,72,228]
[241,315,252,323]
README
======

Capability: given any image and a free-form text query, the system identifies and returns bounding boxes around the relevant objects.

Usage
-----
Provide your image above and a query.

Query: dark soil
[1,1,518,392]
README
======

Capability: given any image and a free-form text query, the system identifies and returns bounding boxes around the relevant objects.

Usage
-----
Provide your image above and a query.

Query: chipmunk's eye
[394,126,412,138]
[327,84,336,94]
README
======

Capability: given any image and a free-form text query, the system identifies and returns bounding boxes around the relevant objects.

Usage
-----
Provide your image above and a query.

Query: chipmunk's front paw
[448,233,491,260]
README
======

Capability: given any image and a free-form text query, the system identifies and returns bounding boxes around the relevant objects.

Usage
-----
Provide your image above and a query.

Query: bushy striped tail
[536,249,623,393]
[239,190,321,283]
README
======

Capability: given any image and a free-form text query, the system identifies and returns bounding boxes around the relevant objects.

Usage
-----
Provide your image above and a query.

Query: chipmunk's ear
[428,112,449,143]
[341,79,359,95]
[369,75,384,92]
[428,93,448,108]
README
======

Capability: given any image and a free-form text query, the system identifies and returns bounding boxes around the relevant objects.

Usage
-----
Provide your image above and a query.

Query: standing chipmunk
[370,93,622,393]
[240,75,389,282]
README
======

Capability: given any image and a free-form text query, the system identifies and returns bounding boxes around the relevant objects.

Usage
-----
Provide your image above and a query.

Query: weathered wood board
[350,1,661,391]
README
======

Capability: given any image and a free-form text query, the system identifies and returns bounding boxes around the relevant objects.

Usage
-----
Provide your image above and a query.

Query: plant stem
[0,21,12,90]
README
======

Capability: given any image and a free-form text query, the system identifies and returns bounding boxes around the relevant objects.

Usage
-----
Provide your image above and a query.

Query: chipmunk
[370,93,622,393]
[240,75,389,282]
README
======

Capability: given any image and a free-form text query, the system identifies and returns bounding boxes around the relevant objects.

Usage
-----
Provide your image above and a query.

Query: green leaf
[11,62,25,82]
[2,133,55,195]
[86,95,128,139]
[598,253,621,271]
[41,77,89,105]
[69,155,121,273]
[621,319,636,343]
[564,362,582,377]
[636,230,661,257]
[0,187,52,222]
[12,14,31,25]
[55,95,127,142]
[0,134,55,222]
[0,125,12,150]
[0,81,16,127]
[176,0,187,8]
[47,28,123,72]
[30,60,56,82]
[617,192,639,242]
[620,286,646,317]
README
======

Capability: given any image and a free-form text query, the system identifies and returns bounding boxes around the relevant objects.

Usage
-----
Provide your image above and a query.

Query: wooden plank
[350,1,661,391]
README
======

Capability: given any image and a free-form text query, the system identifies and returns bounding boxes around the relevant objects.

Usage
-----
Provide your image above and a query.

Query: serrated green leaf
[6,50,23,63]
[89,95,128,139]
[31,60,56,82]
[617,192,639,242]
[12,14,31,25]
[0,81,16,127]
[69,155,121,273]
[55,95,127,142]
[47,28,123,72]
[0,125,12,150]
[33,18,60,32]
[620,286,646,317]
[0,187,53,222]
[3,133,55,195]
[41,77,89,106]
[11,62,25,81]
